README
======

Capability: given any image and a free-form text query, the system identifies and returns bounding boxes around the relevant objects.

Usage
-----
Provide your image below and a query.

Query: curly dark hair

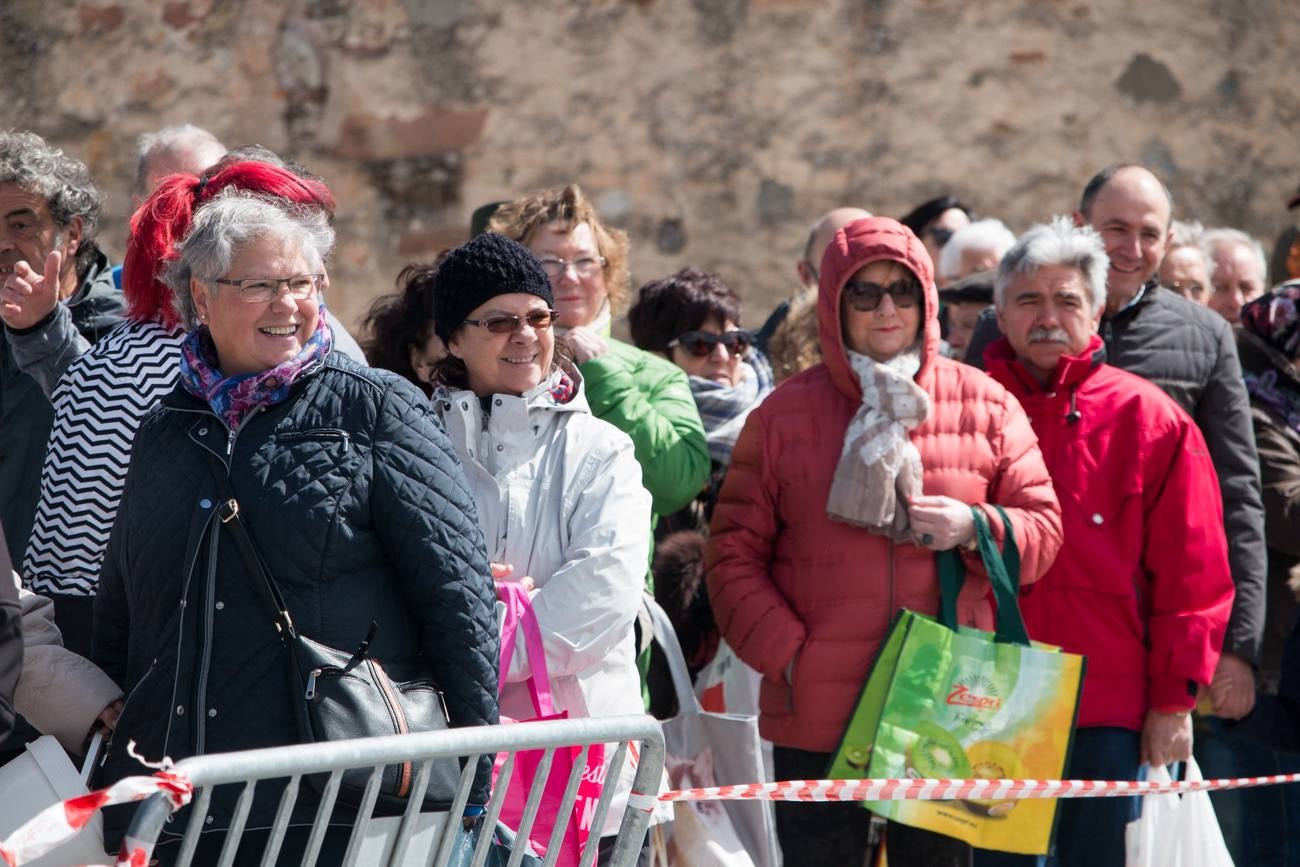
[627,267,744,354]
[0,130,103,278]
[363,257,445,396]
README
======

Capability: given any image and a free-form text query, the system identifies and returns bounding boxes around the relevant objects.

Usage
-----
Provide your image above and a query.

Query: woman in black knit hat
[428,233,662,866]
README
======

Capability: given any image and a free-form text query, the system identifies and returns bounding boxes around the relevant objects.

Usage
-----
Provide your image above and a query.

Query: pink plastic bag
[493,583,605,867]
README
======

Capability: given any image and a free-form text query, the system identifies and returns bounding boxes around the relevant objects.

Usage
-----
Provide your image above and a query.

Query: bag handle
[643,596,704,717]
[937,504,1030,646]
[496,582,557,717]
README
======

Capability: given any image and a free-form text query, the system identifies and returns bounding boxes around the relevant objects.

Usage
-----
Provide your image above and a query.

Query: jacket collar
[436,365,591,419]
[1104,278,1160,323]
[985,333,1106,397]
[66,246,112,308]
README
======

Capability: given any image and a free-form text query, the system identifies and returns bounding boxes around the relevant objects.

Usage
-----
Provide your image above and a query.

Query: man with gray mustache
[966,165,1265,725]
[979,219,1234,867]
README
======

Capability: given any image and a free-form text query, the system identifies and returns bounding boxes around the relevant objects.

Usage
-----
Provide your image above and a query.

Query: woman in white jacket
[426,233,653,864]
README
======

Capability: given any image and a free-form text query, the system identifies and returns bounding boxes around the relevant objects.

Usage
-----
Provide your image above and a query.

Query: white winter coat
[435,369,653,832]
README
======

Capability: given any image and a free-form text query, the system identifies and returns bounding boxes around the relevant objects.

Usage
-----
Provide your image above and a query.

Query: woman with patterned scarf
[1238,283,1300,691]
[93,190,499,864]
[427,232,660,867]
[626,267,773,716]
[707,216,1061,867]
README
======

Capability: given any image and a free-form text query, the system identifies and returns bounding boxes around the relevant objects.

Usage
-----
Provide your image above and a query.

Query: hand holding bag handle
[937,504,1030,646]
[496,582,556,717]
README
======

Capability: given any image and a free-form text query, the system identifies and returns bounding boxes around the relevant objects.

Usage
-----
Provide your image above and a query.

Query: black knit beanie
[433,233,554,343]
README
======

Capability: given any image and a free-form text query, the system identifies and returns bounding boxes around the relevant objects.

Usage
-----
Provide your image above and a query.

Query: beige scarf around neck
[826,347,932,539]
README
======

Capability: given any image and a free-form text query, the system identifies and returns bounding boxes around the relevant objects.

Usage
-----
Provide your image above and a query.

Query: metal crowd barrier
[122,715,665,867]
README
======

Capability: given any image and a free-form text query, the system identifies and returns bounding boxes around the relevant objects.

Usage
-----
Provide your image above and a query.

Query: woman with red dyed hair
[19,161,336,658]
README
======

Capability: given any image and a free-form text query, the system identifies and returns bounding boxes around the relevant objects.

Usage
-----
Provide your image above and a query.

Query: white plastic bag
[0,733,113,867]
[1124,758,1233,867]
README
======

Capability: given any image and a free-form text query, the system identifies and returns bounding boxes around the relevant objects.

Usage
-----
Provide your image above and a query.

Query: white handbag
[0,732,113,867]
[646,599,781,867]
[1124,758,1234,867]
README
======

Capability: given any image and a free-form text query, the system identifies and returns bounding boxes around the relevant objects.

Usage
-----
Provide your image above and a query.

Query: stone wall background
[1,0,1295,332]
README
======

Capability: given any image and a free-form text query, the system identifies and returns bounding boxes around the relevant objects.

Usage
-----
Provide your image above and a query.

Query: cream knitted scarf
[826,348,932,539]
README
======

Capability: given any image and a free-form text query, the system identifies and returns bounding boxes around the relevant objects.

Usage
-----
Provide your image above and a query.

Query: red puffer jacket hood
[817,217,941,399]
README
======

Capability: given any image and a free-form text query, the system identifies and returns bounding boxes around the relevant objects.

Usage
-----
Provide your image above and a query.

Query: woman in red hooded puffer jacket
[706,217,1062,865]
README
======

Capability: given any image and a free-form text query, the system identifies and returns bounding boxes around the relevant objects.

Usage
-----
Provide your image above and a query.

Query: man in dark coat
[0,131,124,588]
[967,165,1266,720]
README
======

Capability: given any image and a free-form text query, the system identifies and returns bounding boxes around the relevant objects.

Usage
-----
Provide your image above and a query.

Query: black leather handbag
[207,457,461,812]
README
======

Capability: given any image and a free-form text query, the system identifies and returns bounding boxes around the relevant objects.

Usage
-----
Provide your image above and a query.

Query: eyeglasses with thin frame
[668,329,753,358]
[211,273,324,304]
[536,255,607,279]
[843,278,923,312]
[460,309,560,334]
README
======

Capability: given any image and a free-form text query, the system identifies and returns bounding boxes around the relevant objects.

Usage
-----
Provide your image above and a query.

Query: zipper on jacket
[160,506,217,759]
[888,538,896,627]
[369,658,413,797]
[194,518,221,755]
[101,659,160,768]
[277,429,351,453]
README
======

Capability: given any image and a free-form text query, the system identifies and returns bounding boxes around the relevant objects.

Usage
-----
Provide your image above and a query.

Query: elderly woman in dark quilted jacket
[92,189,499,863]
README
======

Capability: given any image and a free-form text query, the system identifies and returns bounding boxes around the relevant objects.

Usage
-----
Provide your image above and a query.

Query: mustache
[1027,327,1070,343]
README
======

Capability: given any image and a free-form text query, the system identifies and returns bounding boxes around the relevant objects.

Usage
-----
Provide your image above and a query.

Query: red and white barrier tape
[0,743,192,867]
[9,765,1300,866]
[626,770,1300,811]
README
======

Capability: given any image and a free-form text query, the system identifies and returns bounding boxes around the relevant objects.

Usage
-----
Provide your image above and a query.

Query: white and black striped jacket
[23,320,185,597]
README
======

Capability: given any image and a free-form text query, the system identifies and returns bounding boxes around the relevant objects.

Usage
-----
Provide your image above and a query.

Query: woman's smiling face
[447,293,556,397]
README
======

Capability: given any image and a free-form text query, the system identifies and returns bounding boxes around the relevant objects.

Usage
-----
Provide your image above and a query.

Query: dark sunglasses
[843,279,923,312]
[668,329,752,358]
[461,309,559,334]
[926,226,955,247]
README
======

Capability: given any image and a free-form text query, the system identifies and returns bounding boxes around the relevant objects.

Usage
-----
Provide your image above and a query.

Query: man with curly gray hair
[0,131,123,604]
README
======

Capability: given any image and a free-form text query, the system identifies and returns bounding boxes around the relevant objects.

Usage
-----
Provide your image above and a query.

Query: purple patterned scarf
[179,312,333,431]
[1241,283,1300,435]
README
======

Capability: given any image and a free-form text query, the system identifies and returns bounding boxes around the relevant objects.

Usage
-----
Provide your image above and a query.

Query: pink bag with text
[493,583,605,867]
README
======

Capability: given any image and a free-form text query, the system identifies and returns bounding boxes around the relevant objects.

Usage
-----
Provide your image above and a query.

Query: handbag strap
[205,453,297,642]
[937,504,1030,646]
[496,582,556,717]
[644,596,704,717]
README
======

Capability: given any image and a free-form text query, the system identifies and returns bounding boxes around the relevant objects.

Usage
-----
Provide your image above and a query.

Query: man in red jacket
[981,218,1235,867]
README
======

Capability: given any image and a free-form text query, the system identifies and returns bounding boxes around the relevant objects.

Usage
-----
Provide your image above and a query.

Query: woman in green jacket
[489,185,710,522]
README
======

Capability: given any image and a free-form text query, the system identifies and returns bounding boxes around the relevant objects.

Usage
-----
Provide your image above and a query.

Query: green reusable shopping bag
[826,506,1084,855]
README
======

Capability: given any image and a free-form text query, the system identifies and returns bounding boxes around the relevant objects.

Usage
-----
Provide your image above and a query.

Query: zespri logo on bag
[946,679,1004,711]
[942,671,1007,737]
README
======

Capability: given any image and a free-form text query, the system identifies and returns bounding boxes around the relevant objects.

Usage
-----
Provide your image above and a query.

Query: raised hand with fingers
[0,248,62,331]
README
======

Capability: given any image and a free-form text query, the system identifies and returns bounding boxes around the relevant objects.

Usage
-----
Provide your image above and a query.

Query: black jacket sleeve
[369,382,500,804]
[964,307,1003,370]
[0,523,22,741]
[1199,322,1268,664]
[92,480,132,691]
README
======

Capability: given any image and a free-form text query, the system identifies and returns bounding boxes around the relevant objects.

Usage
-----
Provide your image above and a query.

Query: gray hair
[1201,227,1267,283]
[995,217,1109,314]
[132,124,226,199]
[937,218,1017,281]
[0,130,103,276]
[164,189,335,328]
[1168,219,1205,250]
